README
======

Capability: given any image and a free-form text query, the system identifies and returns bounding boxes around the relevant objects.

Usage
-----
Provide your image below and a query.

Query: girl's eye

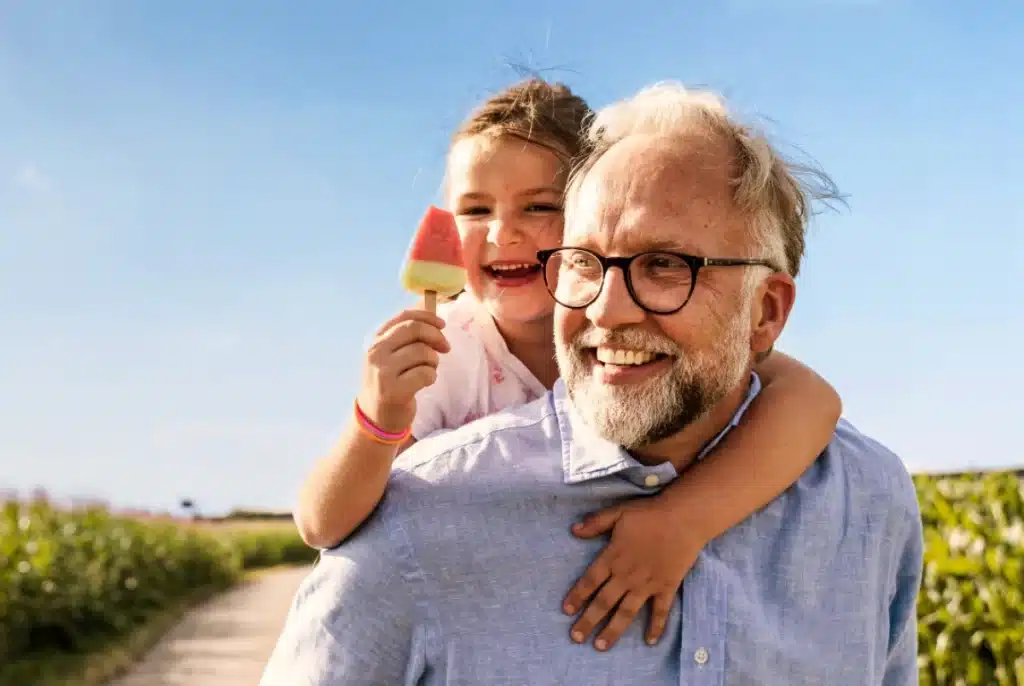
[459,206,490,216]
[526,203,562,213]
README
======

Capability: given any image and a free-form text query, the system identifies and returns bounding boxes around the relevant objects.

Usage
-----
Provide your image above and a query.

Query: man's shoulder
[828,419,919,520]
[395,393,562,485]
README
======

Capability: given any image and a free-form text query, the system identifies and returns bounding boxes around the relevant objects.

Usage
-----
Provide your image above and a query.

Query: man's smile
[584,346,673,385]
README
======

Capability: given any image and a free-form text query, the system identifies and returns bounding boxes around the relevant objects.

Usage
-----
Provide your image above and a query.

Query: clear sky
[2,1,1021,514]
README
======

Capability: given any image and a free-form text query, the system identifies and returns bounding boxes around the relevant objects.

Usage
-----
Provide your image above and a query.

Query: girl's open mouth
[484,263,542,285]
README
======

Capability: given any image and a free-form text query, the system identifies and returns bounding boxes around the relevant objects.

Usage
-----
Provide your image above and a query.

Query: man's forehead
[564,209,706,254]
[565,135,739,254]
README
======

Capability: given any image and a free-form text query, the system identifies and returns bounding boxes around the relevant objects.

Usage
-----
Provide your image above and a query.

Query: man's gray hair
[567,82,843,279]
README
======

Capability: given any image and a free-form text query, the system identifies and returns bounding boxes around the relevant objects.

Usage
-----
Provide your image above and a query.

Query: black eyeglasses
[536,247,780,315]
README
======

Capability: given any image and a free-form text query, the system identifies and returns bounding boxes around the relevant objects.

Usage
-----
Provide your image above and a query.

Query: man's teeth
[595,348,657,366]
[490,263,536,271]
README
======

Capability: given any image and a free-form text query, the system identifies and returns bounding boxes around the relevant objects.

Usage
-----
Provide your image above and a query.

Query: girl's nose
[487,216,523,246]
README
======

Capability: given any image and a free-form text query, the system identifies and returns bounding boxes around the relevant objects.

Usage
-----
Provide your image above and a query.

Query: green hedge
[0,500,316,668]
[228,527,319,569]
[0,500,241,666]
[916,471,1024,685]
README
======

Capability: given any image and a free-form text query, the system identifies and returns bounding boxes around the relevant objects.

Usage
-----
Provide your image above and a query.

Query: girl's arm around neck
[657,350,842,541]
[561,351,842,650]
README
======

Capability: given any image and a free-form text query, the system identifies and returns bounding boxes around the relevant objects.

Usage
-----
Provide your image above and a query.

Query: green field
[0,501,315,685]
[915,471,1024,684]
[2,471,1022,685]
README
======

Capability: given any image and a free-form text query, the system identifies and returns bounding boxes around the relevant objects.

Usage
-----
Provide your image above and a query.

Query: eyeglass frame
[536,246,781,315]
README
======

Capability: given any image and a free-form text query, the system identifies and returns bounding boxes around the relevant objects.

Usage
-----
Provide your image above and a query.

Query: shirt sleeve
[881,505,924,686]
[259,513,427,685]
[410,304,484,440]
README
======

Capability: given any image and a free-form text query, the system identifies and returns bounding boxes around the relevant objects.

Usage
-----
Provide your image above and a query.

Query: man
[261,83,923,685]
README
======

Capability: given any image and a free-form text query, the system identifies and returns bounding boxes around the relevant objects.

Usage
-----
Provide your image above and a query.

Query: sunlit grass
[0,494,315,685]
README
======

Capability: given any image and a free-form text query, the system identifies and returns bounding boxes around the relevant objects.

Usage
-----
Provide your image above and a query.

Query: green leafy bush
[228,527,318,569]
[0,498,318,682]
[0,499,242,666]
[915,471,1024,685]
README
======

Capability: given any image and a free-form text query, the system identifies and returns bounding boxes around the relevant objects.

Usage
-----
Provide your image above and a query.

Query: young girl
[297,79,842,649]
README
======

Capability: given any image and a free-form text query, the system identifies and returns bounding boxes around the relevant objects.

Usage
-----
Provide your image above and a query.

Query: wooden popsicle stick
[423,290,437,314]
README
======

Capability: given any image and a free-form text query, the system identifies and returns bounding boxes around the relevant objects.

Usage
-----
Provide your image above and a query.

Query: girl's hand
[357,309,450,433]
[562,500,702,651]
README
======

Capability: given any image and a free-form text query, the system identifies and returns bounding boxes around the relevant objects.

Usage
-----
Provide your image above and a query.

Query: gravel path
[109,565,310,686]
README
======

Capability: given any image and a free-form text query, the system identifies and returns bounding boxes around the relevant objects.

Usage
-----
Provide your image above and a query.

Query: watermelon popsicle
[400,205,467,314]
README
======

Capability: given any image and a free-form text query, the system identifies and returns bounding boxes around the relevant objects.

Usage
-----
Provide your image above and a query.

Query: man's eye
[568,254,598,270]
[526,203,562,213]
[640,253,688,270]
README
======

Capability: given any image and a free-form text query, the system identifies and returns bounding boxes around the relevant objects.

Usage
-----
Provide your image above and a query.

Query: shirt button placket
[676,557,725,686]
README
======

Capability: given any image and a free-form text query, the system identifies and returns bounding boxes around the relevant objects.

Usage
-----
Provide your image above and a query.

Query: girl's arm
[657,349,841,542]
[294,430,415,549]
[564,350,841,649]
[293,307,451,550]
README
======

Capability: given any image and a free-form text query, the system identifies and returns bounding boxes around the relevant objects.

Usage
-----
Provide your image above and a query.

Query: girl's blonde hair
[450,78,593,170]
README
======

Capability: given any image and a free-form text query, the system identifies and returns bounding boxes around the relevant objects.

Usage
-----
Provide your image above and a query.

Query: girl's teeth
[595,348,656,366]
[491,263,534,271]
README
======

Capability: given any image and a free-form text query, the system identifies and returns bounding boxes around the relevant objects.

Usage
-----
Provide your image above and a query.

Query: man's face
[555,134,759,450]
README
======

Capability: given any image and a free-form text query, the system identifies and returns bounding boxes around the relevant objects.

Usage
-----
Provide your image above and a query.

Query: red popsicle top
[407,205,464,267]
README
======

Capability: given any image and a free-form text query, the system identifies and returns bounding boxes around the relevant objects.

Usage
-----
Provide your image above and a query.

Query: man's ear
[750,272,796,356]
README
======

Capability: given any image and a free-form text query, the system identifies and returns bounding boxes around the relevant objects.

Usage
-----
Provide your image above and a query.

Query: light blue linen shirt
[261,375,923,685]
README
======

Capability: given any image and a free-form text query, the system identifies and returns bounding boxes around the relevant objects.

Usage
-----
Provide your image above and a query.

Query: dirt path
[110,565,311,686]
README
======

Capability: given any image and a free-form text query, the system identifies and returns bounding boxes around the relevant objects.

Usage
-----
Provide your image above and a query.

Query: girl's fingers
[595,589,648,650]
[570,577,627,647]
[564,548,613,616]
[375,309,445,337]
[394,363,438,394]
[378,319,450,355]
[388,342,441,377]
[646,592,674,645]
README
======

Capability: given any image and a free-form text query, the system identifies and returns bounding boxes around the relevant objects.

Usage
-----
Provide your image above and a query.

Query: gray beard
[556,317,751,450]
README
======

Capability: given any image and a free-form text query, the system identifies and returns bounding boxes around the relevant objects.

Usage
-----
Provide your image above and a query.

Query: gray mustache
[571,326,680,356]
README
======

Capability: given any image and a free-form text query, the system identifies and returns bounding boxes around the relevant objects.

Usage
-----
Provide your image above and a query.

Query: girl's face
[447,135,565,327]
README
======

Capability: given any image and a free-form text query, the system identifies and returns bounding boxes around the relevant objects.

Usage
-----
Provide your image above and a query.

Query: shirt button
[694,648,709,665]
[644,474,660,487]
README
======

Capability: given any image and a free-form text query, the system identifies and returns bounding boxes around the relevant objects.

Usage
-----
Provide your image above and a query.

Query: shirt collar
[555,373,763,487]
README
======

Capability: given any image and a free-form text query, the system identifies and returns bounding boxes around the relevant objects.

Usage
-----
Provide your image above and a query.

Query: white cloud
[15,164,51,192]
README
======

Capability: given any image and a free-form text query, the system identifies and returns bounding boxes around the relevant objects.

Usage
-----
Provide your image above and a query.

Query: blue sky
[2,1,1021,514]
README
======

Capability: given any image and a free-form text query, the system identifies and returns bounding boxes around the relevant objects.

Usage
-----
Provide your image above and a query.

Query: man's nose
[585,268,646,329]
[486,214,523,246]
